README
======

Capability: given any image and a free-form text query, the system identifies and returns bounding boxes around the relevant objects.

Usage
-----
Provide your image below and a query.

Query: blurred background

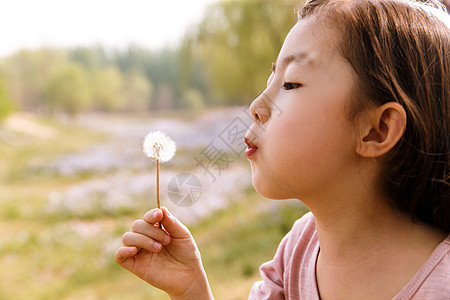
[0,0,308,299]
[1,0,448,299]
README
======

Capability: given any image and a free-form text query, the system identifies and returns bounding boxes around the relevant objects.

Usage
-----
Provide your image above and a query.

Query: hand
[114,207,213,300]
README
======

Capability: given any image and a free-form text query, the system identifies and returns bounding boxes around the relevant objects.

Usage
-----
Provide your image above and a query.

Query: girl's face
[245,19,361,201]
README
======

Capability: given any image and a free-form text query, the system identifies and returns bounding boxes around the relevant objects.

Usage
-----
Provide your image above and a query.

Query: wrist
[169,270,214,300]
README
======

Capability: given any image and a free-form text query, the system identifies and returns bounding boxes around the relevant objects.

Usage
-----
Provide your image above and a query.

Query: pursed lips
[244,137,258,159]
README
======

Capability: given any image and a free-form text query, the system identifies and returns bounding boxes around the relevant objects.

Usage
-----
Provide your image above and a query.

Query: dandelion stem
[156,159,160,209]
[156,159,162,228]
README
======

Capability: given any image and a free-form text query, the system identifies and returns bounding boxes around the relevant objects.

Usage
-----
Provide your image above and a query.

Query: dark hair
[299,0,450,233]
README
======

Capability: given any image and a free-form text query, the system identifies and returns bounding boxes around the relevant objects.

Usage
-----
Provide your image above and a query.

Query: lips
[244,137,258,159]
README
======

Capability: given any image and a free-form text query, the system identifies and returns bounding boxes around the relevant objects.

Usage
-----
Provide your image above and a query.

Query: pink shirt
[249,212,450,299]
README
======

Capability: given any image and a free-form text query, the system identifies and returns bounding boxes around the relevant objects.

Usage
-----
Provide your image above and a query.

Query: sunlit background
[0,0,307,298]
[0,0,219,56]
[3,0,447,299]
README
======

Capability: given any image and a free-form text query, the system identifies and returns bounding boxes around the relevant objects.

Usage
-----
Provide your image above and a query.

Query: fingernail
[153,242,162,251]
[153,210,159,219]
[163,235,171,245]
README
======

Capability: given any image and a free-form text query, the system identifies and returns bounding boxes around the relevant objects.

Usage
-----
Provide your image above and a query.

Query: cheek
[269,110,347,171]
[271,111,319,154]
[263,114,314,176]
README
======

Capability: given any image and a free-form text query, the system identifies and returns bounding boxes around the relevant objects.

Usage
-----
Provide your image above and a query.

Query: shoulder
[396,234,450,299]
[291,211,316,234]
[249,211,320,299]
[257,211,318,273]
[284,211,317,250]
[416,235,450,296]
[278,212,319,269]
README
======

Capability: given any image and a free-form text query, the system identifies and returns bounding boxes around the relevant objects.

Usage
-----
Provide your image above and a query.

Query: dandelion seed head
[143,131,176,162]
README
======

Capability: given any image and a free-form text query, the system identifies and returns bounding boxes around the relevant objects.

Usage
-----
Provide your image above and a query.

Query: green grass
[0,117,106,222]
[0,113,308,300]
[195,194,308,283]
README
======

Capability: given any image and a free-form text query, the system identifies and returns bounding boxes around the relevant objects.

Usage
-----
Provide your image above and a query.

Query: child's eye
[283,82,302,90]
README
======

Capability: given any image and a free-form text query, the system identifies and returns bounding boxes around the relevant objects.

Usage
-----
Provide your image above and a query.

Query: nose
[249,91,272,124]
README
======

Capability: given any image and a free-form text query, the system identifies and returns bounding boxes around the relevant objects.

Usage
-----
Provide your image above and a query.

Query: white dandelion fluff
[143,131,176,162]
[143,131,176,210]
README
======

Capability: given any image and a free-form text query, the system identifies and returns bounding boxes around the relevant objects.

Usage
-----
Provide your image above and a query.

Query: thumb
[160,206,191,239]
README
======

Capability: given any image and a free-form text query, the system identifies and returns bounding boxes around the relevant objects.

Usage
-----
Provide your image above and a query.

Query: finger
[143,208,164,224]
[160,206,192,239]
[122,231,163,252]
[114,246,138,264]
[131,219,171,245]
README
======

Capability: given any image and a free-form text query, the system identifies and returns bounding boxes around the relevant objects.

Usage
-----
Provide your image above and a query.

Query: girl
[115,0,450,299]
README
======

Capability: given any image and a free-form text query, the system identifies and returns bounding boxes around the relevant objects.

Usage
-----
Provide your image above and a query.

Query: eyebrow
[271,52,315,73]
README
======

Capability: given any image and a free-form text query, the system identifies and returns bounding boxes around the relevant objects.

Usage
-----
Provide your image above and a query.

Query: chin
[252,177,293,200]
[250,165,295,199]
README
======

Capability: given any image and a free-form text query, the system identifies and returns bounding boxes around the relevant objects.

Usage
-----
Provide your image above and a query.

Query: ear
[356,102,407,158]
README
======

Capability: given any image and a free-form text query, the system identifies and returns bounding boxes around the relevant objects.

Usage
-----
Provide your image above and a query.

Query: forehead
[274,18,358,100]
[276,18,338,69]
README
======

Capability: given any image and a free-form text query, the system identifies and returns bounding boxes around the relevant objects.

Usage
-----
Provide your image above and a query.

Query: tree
[69,45,110,70]
[181,88,205,111]
[0,79,14,121]
[43,63,90,117]
[90,67,126,111]
[123,70,153,112]
[5,49,66,113]
[113,46,184,110]
[182,0,301,105]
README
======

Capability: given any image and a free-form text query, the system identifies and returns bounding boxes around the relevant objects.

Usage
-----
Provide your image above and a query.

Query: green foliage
[90,66,126,111]
[69,46,183,110]
[113,46,185,109]
[69,45,111,70]
[4,49,67,112]
[181,88,205,111]
[43,63,91,116]
[0,1,305,113]
[0,79,15,120]
[122,70,153,111]
[182,0,301,105]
